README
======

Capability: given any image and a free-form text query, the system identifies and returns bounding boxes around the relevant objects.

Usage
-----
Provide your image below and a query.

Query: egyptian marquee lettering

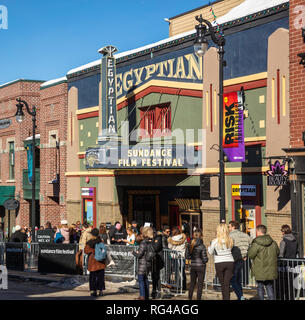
[116,53,202,97]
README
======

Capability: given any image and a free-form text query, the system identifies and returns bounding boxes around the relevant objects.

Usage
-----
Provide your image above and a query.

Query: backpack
[145,241,156,263]
[95,242,107,261]
[54,229,64,243]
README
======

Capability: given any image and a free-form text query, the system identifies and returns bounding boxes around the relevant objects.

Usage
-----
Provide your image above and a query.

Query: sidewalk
[7,269,257,300]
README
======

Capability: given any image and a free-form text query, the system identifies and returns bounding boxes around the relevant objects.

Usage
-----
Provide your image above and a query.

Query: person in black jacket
[279,224,298,258]
[132,226,154,300]
[11,225,27,243]
[185,229,208,300]
[108,222,127,245]
[151,229,164,299]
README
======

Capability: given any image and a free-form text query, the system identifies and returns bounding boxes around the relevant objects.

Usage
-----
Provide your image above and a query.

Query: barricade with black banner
[5,242,25,271]
[36,230,54,244]
[38,243,78,274]
[105,245,137,278]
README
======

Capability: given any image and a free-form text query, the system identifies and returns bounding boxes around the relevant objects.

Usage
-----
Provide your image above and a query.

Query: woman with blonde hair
[208,223,234,300]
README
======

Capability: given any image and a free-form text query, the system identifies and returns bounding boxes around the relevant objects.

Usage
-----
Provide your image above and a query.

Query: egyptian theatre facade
[63,0,291,241]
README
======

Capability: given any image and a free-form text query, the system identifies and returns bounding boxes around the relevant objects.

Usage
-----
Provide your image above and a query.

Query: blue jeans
[231,260,244,300]
[257,280,275,300]
[138,274,149,299]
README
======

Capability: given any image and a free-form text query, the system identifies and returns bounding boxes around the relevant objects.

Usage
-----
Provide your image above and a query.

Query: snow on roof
[25,134,40,141]
[40,76,67,88]
[67,29,195,76]
[214,0,288,25]
[0,79,21,88]
[67,0,288,76]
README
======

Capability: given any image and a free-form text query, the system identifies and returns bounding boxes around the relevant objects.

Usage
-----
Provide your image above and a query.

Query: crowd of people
[3,218,299,300]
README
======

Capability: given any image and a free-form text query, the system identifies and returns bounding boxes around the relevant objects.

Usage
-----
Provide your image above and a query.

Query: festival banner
[105,245,137,277]
[222,91,245,162]
[26,145,33,184]
[38,243,78,274]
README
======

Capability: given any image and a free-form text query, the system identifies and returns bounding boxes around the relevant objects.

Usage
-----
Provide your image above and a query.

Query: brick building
[0,79,43,238]
[39,77,68,228]
[283,0,305,256]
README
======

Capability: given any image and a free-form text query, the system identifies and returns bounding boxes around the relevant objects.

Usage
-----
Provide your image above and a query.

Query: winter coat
[230,229,252,259]
[168,233,187,258]
[185,239,208,268]
[59,228,70,244]
[84,238,106,272]
[11,230,27,243]
[132,238,153,275]
[248,235,279,281]
[279,233,298,258]
[208,239,234,264]
[152,234,164,272]
[79,228,94,250]
[108,226,127,245]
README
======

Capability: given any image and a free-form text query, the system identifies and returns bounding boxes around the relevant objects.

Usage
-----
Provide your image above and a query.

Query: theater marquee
[85,145,199,169]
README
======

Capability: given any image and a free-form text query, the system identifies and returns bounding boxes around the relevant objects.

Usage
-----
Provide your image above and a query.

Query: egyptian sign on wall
[100,45,118,135]
[116,46,202,100]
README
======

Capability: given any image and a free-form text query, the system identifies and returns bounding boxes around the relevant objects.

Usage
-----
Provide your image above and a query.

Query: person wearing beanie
[84,228,106,297]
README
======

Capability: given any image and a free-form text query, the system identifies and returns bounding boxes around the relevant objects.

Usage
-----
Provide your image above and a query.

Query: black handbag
[231,245,242,262]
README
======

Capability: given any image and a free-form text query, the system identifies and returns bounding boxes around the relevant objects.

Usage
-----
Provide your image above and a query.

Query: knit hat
[61,220,68,225]
[91,228,99,237]
[15,225,21,231]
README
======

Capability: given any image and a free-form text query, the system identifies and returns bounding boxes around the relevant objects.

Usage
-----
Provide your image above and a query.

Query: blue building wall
[69,15,288,111]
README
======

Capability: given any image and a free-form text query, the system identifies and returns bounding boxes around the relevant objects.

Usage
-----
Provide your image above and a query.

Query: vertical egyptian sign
[100,45,118,137]
[222,91,245,162]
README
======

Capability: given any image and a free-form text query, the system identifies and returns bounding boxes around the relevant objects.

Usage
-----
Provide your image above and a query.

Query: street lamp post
[194,15,226,223]
[15,98,37,240]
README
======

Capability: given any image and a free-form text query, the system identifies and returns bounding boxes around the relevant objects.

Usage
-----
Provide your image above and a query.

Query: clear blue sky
[0,0,210,85]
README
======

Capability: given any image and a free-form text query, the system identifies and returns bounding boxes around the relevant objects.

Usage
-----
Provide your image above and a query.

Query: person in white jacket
[168,226,187,291]
[208,223,234,300]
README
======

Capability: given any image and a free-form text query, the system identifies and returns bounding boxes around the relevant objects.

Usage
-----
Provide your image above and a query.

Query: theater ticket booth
[231,185,261,239]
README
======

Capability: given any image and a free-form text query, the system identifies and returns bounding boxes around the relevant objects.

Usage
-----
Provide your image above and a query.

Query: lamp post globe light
[15,98,37,240]
[194,15,226,223]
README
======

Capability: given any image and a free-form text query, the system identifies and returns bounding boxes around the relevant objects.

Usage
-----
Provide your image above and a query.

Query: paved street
[0,275,256,300]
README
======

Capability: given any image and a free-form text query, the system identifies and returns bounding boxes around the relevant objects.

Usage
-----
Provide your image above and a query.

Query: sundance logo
[0,5,8,30]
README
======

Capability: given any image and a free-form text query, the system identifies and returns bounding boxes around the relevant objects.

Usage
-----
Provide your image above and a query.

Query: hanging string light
[208,1,224,38]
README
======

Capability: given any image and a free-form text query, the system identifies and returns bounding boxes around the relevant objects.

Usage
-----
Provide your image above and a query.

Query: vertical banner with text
[222,91,245,162]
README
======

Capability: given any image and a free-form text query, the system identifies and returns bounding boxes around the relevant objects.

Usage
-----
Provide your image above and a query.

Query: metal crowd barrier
[159,249,185,296]
[204,256,256,290]
[274,258,305,300]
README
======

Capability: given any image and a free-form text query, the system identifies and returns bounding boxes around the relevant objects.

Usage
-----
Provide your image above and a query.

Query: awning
[0,186,15,206]
[175,198,202,211]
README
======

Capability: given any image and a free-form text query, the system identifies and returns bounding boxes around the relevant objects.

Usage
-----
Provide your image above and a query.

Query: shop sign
[85,145,199,169]
[232,185,256,197]
[3,198,19,211]
[223,91,245,162]
[267,160,289,186]
[81,187,94,196]
[101,45,118,135]
[0,119,11,129]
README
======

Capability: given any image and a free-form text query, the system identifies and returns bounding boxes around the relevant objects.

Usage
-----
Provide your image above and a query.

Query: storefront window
[9,141,15,180]
[234,199,256,238]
